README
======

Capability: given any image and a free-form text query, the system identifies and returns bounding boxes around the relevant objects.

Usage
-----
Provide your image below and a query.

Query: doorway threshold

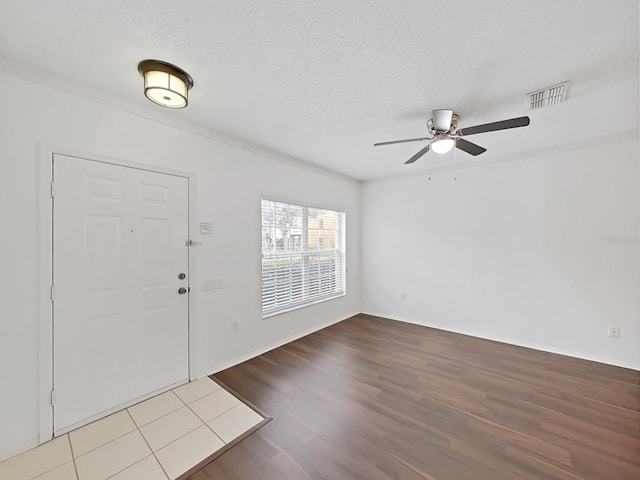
[0,377,271,480]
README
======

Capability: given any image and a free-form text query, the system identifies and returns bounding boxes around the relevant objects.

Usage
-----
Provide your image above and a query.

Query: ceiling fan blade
[432,109,453,132]
[457,116,530,136]
[405,144,430,164]
[374,137,430,146]
[455,138,487,156]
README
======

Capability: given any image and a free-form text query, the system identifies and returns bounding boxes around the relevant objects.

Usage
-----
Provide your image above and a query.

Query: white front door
[52,154,189,435]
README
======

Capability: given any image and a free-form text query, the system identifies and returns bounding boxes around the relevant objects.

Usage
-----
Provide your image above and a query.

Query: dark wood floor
[189,314,640,480]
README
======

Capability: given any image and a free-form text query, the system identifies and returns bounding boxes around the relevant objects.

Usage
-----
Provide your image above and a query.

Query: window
[261,199,345,317]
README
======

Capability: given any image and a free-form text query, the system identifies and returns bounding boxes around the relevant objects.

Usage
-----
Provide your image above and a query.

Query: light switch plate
[200,221,212,234]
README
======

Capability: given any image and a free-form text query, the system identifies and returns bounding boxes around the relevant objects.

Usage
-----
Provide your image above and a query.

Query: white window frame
[261,197,346,318]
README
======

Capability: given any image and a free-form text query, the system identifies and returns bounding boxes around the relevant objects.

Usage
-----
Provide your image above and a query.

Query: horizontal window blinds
[261,199,345,317]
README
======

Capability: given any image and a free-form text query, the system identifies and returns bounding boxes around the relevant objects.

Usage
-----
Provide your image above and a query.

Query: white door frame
[37,144,198,444]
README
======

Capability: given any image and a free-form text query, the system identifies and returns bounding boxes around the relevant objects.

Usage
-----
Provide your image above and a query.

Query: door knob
[178,273,186,280]
[178,287,187,295]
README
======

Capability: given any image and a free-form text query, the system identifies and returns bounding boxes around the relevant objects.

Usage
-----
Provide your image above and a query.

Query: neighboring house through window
[261,198,346,317]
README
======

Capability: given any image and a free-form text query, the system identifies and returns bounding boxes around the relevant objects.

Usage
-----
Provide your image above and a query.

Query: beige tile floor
[0,378,265,480]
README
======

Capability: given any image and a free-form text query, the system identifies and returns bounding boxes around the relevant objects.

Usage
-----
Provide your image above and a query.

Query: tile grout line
[68,385,217,478]
[19,379,258,480]
[149,422,207,453]
[207,401,244,424]
[130,393,184,429]
[124,409,170,480]
[178,390,242,445]
[178,383,245,424]
[190,395,242,425]
[188,409,227,447]
[27,435,77,480]
[71,425,147,480]
[103,454,159,480]
[200,404,247,445]
[66,434,81,480]
[70,425,137,460]
[146,380,262,456]
[172,384,227,448]
[173,383,223,406]
[182,378,267,444]
[69,390,191,462]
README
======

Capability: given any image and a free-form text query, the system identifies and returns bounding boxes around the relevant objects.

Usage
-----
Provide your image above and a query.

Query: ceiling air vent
[527,81,569,110]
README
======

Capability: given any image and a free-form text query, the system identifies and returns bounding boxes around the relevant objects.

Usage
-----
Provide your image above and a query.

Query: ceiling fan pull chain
[453,142,457,180]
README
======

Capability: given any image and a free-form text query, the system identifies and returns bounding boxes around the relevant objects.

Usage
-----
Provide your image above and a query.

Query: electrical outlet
[202,279,224,291]
[608,326,620,337]
[400,292,406,301]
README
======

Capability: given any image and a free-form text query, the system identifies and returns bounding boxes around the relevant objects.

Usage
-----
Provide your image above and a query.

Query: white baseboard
[0,436,40,463]
[2,310,635,463]
[202,312,360,378]
[363,311,640,371]
[1,313,356,463]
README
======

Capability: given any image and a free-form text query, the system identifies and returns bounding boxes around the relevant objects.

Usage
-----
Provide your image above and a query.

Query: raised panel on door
[53,155,189,435]
[128,171,189,400]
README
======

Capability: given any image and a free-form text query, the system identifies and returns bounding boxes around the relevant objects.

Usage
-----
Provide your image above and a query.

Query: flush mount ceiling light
[138,59,194,108]
[430,135,455,154]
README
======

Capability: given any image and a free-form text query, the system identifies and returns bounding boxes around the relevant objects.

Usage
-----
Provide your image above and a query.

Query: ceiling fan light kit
[138,59,194,108]
[430,135,455,154]
[374,109,530,165]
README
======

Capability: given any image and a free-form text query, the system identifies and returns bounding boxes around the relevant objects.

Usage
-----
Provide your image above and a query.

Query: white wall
[0,71,360,458]
[361,139,640,369]
[1,60,638,463]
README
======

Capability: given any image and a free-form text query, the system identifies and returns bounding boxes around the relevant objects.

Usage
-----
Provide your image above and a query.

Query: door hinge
[50,389,56,406]
[50,182,55,198]
[50,285,55,302]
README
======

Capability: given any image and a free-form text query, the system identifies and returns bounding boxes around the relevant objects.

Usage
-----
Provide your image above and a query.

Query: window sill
[262,292,346,319]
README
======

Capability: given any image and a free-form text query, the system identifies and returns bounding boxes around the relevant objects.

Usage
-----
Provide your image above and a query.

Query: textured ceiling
[0,0,637,180]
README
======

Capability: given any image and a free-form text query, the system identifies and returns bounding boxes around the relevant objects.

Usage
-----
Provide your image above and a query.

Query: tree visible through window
[261,199,345,317]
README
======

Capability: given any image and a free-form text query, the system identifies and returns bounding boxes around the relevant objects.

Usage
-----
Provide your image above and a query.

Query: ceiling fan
[374,109,530,164]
